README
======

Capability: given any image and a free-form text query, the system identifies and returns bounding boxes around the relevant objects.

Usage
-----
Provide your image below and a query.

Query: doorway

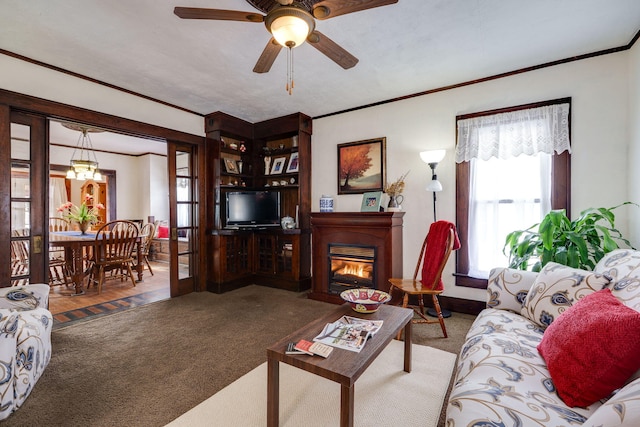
[46,119,174,326]
[2,91,205,322]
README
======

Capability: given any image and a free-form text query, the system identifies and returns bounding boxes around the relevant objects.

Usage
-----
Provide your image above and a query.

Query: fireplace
[309,212,404,304]
[328,244,376,294]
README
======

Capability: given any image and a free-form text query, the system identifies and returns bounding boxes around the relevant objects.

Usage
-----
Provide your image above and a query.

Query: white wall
[628,42,640,244]
[50,145,156,220]
[147,154,170,222]
[313,51,633,302]
[0,55,203,136]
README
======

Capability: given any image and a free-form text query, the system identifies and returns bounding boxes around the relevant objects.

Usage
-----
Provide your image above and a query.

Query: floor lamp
[419,149,451,318]
[419,150,445,222]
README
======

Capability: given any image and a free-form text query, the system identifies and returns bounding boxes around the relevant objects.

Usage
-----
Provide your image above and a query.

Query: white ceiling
[49,120,169,156]
[2,0,640,153]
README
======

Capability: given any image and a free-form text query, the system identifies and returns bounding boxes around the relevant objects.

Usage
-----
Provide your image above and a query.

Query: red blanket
[421,221,461,291]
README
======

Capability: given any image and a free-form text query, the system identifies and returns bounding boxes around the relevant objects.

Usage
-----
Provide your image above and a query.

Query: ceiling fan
[173,0,399,74]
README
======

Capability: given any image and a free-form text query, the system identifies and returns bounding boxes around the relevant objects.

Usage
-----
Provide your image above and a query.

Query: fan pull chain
[286,46,294,95]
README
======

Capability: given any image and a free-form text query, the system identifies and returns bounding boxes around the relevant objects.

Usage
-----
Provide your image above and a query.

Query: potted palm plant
[503,202,636,271]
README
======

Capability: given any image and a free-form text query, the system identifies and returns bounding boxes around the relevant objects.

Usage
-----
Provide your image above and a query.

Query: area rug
[167,340,456,427]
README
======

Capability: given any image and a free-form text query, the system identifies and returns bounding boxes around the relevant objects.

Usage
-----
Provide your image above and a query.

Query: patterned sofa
[0,284,52,420]
[446,249,640,426]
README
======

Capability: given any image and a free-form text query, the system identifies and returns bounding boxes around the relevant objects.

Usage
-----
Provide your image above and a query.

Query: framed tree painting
[337,137,386,194]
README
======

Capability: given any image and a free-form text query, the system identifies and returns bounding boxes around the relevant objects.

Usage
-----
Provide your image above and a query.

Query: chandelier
[65,125,102,181]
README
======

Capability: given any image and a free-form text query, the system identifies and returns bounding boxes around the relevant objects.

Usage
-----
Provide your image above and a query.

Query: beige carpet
[167,340,456,427]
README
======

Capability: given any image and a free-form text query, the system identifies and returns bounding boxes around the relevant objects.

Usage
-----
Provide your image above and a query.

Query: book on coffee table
[293,339,334,358]
[285,342,306,355]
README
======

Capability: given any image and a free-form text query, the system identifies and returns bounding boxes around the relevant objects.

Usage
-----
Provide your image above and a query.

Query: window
[455,99,571,288]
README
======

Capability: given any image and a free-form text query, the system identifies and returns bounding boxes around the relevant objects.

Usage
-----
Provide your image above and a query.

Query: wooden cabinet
[204,112,312,293]
[80,179,107,229]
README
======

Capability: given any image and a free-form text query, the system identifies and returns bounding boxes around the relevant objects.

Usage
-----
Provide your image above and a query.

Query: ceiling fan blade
[312,0,398,20]
[253,38,283,73]
[307,31,358,69]
[173,7,264,22]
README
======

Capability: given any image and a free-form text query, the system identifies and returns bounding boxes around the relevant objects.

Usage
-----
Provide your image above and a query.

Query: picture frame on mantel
[360,191,383,212]
[337,137,386,194]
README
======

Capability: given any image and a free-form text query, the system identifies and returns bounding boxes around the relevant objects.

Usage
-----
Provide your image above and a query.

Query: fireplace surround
[309,212,404,304]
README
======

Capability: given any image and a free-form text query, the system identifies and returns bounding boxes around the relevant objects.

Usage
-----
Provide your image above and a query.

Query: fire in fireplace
[328,244,376,294]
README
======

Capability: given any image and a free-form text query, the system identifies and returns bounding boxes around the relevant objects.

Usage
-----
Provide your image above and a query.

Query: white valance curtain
[455,103,571,163]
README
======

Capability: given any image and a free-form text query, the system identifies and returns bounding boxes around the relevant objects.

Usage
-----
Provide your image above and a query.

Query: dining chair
[10,230,30,286]
[87,220,139,294]
[48,217,73,286]
[136,222,157,276]
[388,220,460,339]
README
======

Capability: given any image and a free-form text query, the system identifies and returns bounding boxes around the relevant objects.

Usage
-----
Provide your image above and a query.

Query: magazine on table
[336,315,384,336]
[312,316,384,353]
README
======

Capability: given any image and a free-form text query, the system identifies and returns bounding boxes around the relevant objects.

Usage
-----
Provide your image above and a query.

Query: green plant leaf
[502,203,637,271]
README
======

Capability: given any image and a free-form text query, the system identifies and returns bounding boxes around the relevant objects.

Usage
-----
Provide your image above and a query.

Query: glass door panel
[11,125,32,285]
[169,143,199,294]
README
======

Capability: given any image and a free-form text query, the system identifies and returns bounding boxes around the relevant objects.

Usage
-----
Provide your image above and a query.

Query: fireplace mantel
[309,212,404,304]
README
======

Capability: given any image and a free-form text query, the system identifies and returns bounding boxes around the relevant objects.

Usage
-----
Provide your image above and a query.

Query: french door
[3,109,48,286]
[167,141,200,296]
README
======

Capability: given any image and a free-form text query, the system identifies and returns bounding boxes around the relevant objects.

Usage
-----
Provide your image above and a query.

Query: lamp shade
[266,6,315,48]
[426,179,443,192]
[419,149,446,164]
[271,16,309,47]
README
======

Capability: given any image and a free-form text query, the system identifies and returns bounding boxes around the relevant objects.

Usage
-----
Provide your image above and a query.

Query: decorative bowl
[340,289,392,313]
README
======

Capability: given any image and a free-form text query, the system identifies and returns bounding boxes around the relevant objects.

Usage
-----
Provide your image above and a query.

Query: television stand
[207,227,311,294]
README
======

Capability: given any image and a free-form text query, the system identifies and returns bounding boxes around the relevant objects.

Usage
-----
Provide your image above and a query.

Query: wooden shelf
[204,112,312,294]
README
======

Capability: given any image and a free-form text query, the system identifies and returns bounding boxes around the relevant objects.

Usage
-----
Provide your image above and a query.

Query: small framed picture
[271,157,286,174]
[286,152,299,173]
[360,191,383,212]
[223,157,239,174]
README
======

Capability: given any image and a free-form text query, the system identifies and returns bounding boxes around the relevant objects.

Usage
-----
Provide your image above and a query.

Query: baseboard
[403,294,485,316]
[438,295,485,315]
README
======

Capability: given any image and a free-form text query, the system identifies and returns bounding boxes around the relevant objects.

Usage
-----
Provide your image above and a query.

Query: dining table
[49,231,144,295]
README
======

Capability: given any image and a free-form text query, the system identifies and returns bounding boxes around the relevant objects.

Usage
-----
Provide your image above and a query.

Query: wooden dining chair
[10,230,30,286]
[388,221,460,339]
[87,220,139,294]
[48,217,73,286]
[135,222,157,276]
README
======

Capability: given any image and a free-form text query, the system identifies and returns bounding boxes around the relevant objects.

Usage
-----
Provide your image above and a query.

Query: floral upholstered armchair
[0,284,52,420]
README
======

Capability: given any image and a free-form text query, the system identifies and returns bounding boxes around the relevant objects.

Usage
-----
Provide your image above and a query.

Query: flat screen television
[225,191,281,228]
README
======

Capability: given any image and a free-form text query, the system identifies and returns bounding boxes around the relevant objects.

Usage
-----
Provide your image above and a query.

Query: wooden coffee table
[266,303,413,427]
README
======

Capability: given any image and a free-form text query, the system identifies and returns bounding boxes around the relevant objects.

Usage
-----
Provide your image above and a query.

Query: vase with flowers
[58,195,105,234]
[384,170,409,212]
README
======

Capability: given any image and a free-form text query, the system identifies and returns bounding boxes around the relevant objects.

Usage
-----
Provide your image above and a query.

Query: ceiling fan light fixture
[266,6,315,48]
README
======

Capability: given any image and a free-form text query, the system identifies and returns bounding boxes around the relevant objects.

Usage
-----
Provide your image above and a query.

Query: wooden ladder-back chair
[388,221,460,339]
[136,222,156,276]
[48,217,73,286]
[10,230,30,286]
[88,220,139,294]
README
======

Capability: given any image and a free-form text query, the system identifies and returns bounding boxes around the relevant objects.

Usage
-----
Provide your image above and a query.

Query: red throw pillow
[537,288,640,407]
[157,226,169,239]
